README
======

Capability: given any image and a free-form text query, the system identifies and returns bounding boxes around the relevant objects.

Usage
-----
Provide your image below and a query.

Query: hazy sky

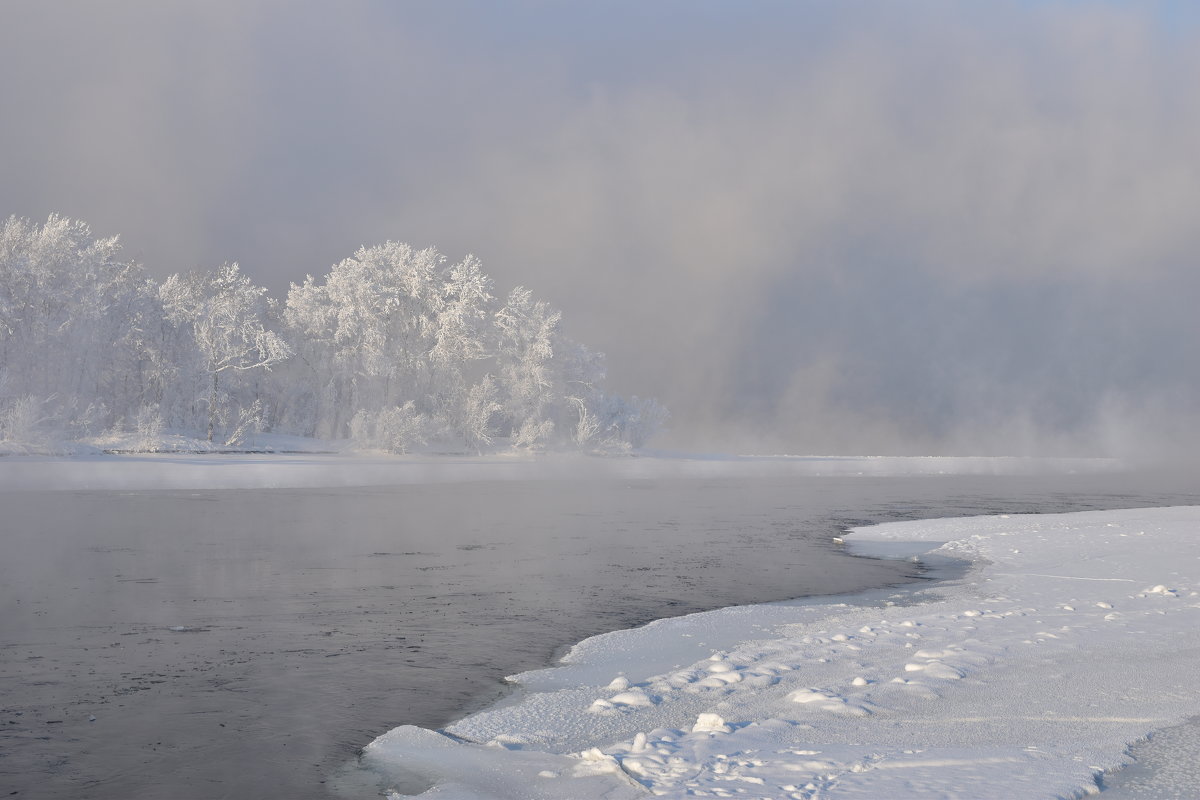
[3,1,1199,455]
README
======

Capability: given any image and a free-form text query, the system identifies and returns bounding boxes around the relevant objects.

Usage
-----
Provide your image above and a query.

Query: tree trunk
[207,371,218,442]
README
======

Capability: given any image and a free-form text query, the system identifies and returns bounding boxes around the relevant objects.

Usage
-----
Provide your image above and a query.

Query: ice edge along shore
[361,505,1200,799]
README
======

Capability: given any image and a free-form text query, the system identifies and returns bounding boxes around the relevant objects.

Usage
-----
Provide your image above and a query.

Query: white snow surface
[361,506,1200,799]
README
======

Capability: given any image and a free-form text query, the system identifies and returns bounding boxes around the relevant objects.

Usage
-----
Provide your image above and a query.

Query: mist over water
[5,467,1198,798]
[3,1,1200,457]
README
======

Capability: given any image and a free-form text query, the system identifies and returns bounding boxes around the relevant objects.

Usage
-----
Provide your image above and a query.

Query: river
[2,463,1196,799]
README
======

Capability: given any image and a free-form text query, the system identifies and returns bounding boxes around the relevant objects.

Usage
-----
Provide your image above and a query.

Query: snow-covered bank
[0,452,1117,492]
[360,506,1200,799]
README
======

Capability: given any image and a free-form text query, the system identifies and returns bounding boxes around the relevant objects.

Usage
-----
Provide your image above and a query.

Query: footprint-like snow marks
[911,648,958,659]
[787,688,873,717]
[691,713,732,733]
[590,686,660,713]
[903,660,965,680]
[880,677,942,700]
[607,688,656,707]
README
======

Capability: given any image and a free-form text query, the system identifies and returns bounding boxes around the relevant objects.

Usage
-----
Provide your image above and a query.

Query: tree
[0,215,162,443]
[493,286,562,447]
[160,263,290,442]
[432,254,496,436]
[1,215,666,452]
[283,242,448,438]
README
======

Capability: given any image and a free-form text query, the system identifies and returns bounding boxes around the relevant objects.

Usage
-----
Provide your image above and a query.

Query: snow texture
[361,506,1200,799]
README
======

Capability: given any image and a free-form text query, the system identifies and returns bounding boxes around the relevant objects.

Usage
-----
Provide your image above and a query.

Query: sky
[3,0,1199,456]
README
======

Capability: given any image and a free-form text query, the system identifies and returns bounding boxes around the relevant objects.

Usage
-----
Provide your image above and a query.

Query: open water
[2,467,1197,799]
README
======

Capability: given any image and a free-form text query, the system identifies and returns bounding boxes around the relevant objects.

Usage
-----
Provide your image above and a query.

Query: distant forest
[0,215,665,453]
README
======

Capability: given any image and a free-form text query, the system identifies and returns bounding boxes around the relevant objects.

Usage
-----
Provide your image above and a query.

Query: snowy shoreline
[359,505,1200,799]
[7,452,1187,798]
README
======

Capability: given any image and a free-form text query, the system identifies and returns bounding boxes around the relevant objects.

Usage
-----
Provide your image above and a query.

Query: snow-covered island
[360,505,1200,799]
[0,215,664,458]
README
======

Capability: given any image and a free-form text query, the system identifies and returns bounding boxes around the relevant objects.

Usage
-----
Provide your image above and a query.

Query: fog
[4,1,1199,456]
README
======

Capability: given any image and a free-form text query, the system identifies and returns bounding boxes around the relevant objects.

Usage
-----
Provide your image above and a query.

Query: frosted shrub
[133,404,165,451]
[374,404,430,453]
[461,377,502,450]
[350,403,429,453]
[571,396,601,448]
[65,400,108,439]
[1,395,54,448]
[222,400,265,448]
[513,418,555,450]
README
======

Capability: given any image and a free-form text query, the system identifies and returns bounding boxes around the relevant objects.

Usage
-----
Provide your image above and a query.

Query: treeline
[0,215,665,453]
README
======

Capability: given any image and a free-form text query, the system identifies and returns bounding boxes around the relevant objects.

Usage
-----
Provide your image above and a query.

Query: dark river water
[2,467,1197,799]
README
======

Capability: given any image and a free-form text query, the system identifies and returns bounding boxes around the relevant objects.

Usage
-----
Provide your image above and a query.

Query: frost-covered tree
[432,255,494,366]
[282,243,503,446]
[160,263,290,442]
[0,215,162,445]
[493,286,563,447]
[0,215,665,453]
[282,246,665,451]
[431,255,497,435]
[283,243,446,439]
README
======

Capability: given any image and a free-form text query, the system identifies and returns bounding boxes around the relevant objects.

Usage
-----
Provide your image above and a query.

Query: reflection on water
[1,470,1197,799]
